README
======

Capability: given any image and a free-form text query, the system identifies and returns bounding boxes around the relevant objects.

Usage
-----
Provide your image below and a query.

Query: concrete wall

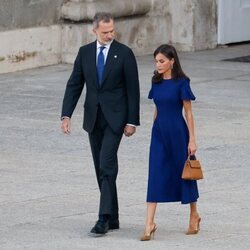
[0,26,61,74]
[61,0,218,64]
[61,15,171,63]
[0,0,64,31]
[61,0,152,21]
[0,0,64,73]
[193,0,217,50]
[0,0,218,73]
[148,0,217,51]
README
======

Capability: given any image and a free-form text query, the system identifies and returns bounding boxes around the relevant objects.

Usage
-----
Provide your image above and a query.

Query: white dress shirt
[96,40,112,64]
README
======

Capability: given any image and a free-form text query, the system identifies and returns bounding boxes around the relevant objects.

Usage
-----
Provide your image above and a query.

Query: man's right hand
[61,117,71,134]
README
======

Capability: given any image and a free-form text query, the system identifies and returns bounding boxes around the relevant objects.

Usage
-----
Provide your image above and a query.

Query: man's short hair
[93,12,114,29]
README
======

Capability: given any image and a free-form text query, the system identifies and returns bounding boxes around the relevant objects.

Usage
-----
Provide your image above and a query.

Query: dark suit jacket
[61,40,140,133]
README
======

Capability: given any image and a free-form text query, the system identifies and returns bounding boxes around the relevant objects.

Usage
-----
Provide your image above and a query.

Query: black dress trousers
[88,106,123,218]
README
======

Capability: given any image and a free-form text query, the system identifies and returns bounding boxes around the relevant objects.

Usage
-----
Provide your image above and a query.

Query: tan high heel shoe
[140,223,157,241]
[186,215,201,235]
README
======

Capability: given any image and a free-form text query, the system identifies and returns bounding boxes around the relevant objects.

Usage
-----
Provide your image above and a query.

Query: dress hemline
[146,197,199,204]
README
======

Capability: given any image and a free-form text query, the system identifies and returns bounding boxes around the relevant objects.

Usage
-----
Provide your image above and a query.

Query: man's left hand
[124,125,136,137]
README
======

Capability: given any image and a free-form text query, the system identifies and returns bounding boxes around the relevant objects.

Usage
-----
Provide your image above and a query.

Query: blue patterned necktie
[97,46,105,85]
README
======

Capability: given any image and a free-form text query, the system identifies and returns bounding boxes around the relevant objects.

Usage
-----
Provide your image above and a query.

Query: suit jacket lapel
[101,40,118,86]
[88,41,99,88]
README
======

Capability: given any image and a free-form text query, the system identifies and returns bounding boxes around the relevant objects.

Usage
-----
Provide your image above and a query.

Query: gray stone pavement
[0,44,250,250]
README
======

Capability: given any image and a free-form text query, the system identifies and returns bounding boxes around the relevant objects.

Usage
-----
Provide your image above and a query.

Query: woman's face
[155,53,174,75]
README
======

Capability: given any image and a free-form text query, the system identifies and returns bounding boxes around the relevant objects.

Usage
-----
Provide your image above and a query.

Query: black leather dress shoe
[89,220,109,236]
[108,219,119,230]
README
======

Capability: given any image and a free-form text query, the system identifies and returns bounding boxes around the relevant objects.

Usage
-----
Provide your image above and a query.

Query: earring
[170,64,173,69]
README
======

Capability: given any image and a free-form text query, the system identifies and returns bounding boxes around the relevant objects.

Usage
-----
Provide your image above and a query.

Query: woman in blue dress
[140,44,200,241]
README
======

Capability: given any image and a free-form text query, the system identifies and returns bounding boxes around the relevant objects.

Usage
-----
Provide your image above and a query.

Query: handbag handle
[189,154,196,160]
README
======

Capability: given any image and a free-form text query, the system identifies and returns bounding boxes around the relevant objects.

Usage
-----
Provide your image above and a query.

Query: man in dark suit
[61,12,140,236]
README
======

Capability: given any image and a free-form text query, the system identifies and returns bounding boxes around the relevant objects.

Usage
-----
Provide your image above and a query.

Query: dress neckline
[162,78,173,82]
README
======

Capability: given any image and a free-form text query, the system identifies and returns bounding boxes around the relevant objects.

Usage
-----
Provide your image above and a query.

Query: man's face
[93,20,115,45]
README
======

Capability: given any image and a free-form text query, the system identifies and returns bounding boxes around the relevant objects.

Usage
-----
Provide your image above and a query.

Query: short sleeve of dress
[180,79,196,101]
[148,84,154,99]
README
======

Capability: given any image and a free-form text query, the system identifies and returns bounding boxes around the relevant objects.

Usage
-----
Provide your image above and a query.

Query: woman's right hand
[188,140,197,155]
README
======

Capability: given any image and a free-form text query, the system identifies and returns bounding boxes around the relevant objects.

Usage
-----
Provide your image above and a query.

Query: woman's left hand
[188,141,197,155]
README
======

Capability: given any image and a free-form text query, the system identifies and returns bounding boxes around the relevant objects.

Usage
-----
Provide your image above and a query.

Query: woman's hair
[152,44,189,83]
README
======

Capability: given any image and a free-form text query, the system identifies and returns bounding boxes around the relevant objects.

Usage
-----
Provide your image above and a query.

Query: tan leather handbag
[181,155,204,180]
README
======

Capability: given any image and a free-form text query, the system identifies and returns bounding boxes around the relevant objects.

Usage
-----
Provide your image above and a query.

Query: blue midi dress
[146,78,199,204]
